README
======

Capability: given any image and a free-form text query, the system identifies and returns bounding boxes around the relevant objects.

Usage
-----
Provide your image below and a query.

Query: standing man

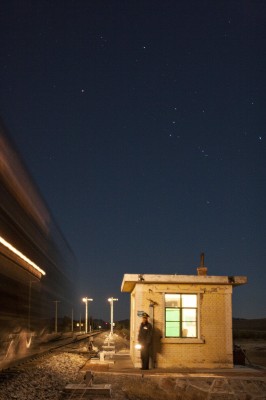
[137,312,153,370]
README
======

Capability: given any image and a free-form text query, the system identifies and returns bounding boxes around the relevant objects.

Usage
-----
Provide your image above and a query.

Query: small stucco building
[121,260,247,369]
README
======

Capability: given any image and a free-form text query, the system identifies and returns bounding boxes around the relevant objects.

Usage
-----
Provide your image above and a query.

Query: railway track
[0,331,113,400]
[0,331,100,381]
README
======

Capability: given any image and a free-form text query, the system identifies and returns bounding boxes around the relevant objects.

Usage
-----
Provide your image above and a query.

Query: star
[198,146,208,157]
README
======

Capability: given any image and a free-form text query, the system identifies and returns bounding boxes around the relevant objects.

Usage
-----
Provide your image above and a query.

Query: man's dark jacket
[138,321,153,345]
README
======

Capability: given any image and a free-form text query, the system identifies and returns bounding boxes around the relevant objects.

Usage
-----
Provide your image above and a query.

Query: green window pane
[166,321,180,337]
[166,308,180,321]
[181,294,197,307]
[182,308,197,321]
[165,294,180,307]
[182,321,197,337]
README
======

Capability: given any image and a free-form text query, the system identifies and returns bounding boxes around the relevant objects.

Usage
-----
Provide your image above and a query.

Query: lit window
[165,294,197,338]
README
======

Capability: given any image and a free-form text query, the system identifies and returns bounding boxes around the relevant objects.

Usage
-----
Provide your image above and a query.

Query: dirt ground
[80,334,266,400]
[234,338,266,367]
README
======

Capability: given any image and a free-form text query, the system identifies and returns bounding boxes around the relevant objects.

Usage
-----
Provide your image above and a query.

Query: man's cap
[142,312,149,318]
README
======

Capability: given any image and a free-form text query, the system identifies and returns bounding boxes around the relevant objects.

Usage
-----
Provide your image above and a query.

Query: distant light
[0,236,46,276]
[135,344,142,350]
[83,297,93,302]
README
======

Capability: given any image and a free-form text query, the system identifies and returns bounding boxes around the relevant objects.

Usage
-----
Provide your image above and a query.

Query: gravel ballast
[0,352,87,400]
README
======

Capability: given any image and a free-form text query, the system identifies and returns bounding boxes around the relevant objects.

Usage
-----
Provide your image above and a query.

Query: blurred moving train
[0,118,78,365]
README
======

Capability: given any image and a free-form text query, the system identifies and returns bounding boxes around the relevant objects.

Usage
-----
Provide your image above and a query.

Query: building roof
[121,273,247,292]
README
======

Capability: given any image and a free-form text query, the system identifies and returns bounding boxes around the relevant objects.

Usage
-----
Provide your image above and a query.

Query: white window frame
[162,292,204,344]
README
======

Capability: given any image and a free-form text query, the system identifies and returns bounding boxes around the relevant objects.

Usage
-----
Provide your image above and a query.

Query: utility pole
[71,307,74,332]
[53,301,60,333]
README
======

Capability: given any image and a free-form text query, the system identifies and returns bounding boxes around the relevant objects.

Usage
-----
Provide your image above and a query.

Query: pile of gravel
[0,352,87,400]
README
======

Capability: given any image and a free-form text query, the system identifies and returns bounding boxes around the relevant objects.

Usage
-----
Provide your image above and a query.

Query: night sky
[1,1,266,322]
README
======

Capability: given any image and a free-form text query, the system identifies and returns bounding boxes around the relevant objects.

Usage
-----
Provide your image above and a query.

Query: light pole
[82,297,93,334]
[71,307,74,332]
[108,297,118,337]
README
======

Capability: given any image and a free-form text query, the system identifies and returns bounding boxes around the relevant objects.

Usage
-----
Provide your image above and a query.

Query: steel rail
[0,331,100,376]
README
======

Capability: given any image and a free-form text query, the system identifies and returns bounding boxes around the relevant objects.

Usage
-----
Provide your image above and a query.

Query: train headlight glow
[0,236,46,276]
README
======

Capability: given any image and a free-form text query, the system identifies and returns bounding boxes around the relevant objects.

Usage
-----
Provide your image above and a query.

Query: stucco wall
[131,282,233,368]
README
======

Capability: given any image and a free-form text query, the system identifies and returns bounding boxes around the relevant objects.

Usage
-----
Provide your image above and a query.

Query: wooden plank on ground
[65,383,111,397]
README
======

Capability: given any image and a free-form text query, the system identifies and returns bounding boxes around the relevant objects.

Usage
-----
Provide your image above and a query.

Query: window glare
[182,322,197,337]
[181,294,197,307]
[182,308,196,321]
[165,294,180,307]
